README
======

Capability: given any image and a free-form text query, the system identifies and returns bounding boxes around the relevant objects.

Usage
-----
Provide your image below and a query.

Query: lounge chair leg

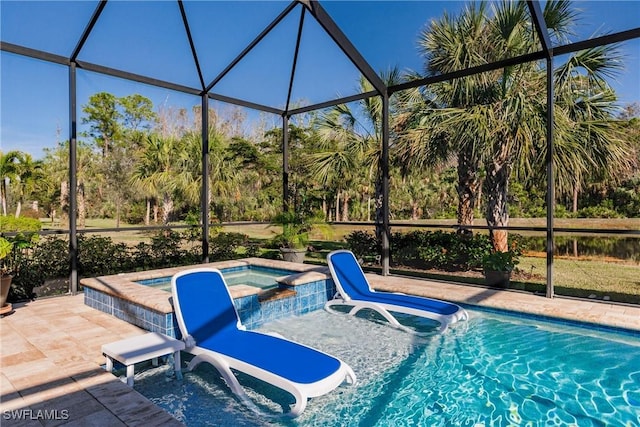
[174,351,183,380]
[345,365,357,385]
[105,356,113,373]
[126,365,135,387]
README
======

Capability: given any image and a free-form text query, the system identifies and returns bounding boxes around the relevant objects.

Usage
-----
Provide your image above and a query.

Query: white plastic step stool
[102,332,185,386]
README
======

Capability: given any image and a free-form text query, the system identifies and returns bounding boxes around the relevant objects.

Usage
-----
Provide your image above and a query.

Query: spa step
[258,287,296,303]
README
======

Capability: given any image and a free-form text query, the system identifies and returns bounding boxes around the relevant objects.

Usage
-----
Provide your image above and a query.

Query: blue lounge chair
[171,267,356,418]
[325,250,468,333]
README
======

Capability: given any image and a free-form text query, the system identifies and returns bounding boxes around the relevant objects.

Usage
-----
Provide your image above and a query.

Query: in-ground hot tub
[135,264,295,292]
[81,258,336,337]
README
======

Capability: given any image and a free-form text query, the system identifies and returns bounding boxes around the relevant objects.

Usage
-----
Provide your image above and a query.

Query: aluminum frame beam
[285,7,306,114]
[554,28,640,56]
[207,93,283,116]
[287,90,378,116]
[71,0,106,61]
[302,0,386,96]
[282,115,290,212]
[68,63,78,294]
[205,1,299,92]
[178,0,206,91]
[527,1,553,58]
[545,57,555,298]
[201,94,210,262]
[381,93,391,275]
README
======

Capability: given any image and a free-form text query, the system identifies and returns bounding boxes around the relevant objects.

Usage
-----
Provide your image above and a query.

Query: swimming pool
[134,308,640,426]
[136,266,293,292]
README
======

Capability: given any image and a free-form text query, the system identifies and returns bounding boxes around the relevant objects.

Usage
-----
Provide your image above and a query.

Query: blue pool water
[136,266,292,292]
[133,309,640,426]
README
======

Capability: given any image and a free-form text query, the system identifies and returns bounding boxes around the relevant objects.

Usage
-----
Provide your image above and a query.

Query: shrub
[133,230,190,269]
[7,229,265,302]
[210,232,249,260]
[78,235,132,276]
[121,202,147,225]
[0,216,42,232]
[10,236,68,300]
[345,230,379,260]
[482,249,520,272]
[577,205,622,219]
[391,230,494,271]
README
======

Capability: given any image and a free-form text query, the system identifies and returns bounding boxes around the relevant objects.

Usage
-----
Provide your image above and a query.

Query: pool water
[136,267,290,292]
[133,309,640,426]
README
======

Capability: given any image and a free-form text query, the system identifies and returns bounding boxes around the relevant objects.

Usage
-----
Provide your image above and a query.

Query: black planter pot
[280,248,306,263]
[483,270,511,288]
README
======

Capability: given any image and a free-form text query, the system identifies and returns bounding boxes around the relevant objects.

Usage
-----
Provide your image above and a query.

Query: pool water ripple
[135,310,640,426]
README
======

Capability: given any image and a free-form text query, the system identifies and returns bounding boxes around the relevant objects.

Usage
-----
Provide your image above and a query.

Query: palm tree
[539,48,632,213]
[40,141,95,228]
[396,2,497,229]
[308,106,362,222]
[397,0,628,252]
[179,128,239,222]
[10,152,43,218]
[131,134,183,225]
[0,151,20,216]
[311,69,403,235]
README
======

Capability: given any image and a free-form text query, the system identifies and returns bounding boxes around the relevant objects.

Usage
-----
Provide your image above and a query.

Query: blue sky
[1,0,639,159]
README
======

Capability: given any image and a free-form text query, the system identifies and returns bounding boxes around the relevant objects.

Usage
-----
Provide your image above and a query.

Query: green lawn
[521,256,640,302]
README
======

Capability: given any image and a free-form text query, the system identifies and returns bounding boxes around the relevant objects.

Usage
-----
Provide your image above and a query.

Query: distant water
[522,235,640,262]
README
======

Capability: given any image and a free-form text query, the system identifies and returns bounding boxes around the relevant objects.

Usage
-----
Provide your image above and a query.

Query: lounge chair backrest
[172,268,242,344]
[327,250,374,300]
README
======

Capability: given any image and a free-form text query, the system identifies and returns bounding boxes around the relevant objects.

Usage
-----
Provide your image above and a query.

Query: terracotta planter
[483,270,511,288]
[1,274,12,307]
[280,248,306,263]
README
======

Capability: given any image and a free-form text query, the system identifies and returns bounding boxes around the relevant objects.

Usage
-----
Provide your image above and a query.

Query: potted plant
[1,237,15,313]
[270,209,329,263]
[482,247,520,288]
[1,233,36,313]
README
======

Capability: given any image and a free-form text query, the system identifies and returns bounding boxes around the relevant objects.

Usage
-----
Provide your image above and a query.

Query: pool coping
[79,257,640,334]
[367,273,640,333]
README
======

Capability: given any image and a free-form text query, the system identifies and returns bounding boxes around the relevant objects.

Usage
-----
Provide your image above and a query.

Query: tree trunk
[485,153,510,253]
[374,172,385,244]
[161,193,173,225]
[153,202,159,224]
[60,181,69,221]
[15,201,21,218]
[115,199,121,229]
[341,193,350,222]
[1,180,7,216]
[145,198,150,226]
[457,146,481,228]
[77,182,86,228]
[322,196,327,220]
[572,183,579,213]
[335,191,341,222]
[411,199,419,220]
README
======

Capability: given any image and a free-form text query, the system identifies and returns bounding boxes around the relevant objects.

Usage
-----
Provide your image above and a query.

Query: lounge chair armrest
[182,335,196,348]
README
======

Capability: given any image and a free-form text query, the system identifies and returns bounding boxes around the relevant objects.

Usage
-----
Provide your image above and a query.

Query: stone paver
[1,275,639,426]
[369,274,640,331]
[1,295,183,426]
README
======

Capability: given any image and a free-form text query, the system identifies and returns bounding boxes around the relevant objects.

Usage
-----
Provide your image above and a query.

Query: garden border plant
[8,229,254,301]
